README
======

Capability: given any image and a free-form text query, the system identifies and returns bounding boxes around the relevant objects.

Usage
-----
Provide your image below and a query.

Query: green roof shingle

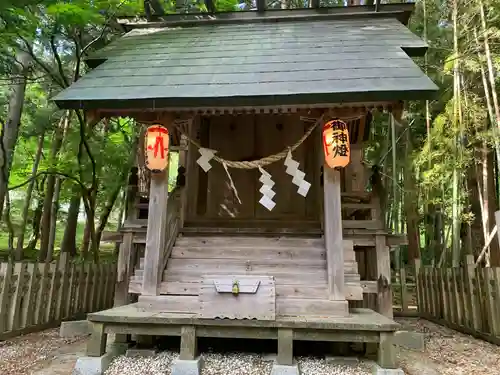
[53,16,438,109]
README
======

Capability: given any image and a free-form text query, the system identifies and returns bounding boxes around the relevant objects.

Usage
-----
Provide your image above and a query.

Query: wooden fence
[0,253,116,339]
[391,264,419,316]
[392,257,500,345]
[416,256,500,345]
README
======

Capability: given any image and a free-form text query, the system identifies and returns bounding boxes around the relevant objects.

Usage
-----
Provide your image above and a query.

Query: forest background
[0,0,499,267]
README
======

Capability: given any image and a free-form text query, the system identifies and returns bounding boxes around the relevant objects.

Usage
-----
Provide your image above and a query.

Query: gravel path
[2,319,500,375]
[105,352,373,375]
[0,328,86,375]
[397,318,500,375]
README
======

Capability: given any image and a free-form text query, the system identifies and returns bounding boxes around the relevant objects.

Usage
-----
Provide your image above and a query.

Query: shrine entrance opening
[186,114,321,228]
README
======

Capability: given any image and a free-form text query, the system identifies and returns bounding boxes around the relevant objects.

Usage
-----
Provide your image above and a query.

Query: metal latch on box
[213,279,261,296]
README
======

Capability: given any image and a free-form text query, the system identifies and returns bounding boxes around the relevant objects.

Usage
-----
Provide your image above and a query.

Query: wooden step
[180,227,322,236]
[174,236,325,248]
[170,245,326,261]
[137,295,348,317]
[129,280,364,300]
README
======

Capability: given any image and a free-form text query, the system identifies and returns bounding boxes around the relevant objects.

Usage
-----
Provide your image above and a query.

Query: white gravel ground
[104,351,373,375]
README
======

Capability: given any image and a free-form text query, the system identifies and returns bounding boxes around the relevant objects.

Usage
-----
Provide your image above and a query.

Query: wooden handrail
[161,189,181,271]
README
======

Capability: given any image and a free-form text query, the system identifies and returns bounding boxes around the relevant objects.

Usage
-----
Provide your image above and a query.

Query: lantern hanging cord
[173,114,328,169]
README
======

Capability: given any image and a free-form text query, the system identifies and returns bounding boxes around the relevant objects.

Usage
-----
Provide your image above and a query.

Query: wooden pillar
[323,166,345,300]
[179,326,197,360]
[87,322,107,357]
[344,144,366,194]
[277,329,294,366]
[376,234,393,318]
[178,133,189,228]
[142,170,169,296]
[378,332,397,369]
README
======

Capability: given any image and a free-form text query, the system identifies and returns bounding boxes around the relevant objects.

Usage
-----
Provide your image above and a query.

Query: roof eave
[54,88,438,111]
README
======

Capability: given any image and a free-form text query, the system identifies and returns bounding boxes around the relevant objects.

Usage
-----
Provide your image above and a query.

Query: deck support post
[180,326,197,360]
[323,165,345,301]
[377,332,396,368]
[273,329,301,374]
[142,169,170,296]
[373,332,404,374]
[277,328,294,365]
[172,325,202,375]
[87,322,107,357]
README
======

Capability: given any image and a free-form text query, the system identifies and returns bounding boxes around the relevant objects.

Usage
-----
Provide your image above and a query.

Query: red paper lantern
[145,125,169,173]
[322,119,350,169]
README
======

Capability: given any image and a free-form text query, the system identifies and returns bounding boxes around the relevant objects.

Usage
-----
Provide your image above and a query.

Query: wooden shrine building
[54,4,437,375]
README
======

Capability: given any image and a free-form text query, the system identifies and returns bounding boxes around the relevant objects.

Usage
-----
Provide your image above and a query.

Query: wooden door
[206,115,256,219]
[254,115,307,220]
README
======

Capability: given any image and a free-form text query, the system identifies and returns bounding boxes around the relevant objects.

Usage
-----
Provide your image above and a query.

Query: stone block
[60,320,90,338]
[270,363,301,375]
[394,331,425,351]
[125,347,158,357]
[262,353,277,362]
[72,352,116,375]
[372,364,405,375]
[171,356,204,375]
[107,342,131,356]
[325,356,360,365]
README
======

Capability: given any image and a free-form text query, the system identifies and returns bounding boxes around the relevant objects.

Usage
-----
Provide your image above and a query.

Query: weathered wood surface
[137,292,348,318]
[198,276,276,320]
[323,167,345,302]
[418,261,500,346]
[132,234,362,311]
[0,260,116,339]
[88,304,399,331]
[142,169,170,296]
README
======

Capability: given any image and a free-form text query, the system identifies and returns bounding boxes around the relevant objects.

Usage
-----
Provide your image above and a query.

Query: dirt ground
[397,318,500,375]
[0,318,499,375]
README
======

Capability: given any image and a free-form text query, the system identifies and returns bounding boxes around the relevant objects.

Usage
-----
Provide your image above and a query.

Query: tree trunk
[486,148,499,265]
[46,178,63,261]
[403,124,421,262]
[38,112,70,261]
[80,218,91,258]
[61,187,81,257]
[0,52,31,219]
[451,0,461,266]
[27,195,44,251]
[38,174,55,261]
[14,132,44,260]
[467,158,485,258]
[95,185,122,246]
[5,192,15,253]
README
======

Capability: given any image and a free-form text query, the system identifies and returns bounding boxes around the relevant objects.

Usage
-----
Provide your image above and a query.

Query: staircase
[129,235,363,318]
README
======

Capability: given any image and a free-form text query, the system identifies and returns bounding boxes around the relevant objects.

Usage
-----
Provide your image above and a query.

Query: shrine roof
[53,9,438,110]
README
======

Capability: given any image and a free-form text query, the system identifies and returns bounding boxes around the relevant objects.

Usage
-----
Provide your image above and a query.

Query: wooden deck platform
[88,304,399,334]
[85,304,401,372]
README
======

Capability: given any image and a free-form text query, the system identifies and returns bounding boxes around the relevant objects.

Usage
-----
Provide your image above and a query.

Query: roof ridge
[116,4,415,30]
